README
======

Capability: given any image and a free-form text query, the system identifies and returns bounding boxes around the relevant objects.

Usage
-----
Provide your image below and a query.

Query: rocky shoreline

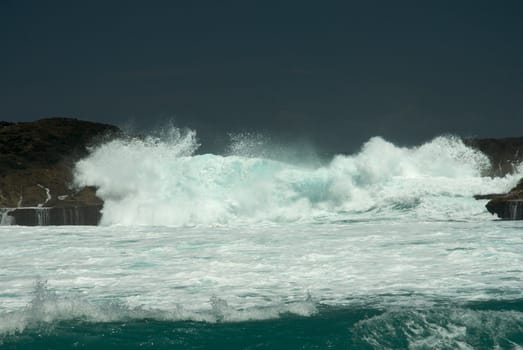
[464,137,523,219]
[0,118,522,224]
[2,205,103,226]
[0,118,119,225]
[474,179,523,220]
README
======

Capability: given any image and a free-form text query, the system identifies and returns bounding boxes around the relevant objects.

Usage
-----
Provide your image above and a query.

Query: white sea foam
[74,129,520,226]
[2,130,523,336]
[0,221,522,335]
[353,307,523,350]
[0,279,316,335]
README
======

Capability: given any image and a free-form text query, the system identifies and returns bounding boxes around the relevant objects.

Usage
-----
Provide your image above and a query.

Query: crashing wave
[74,129,521,226]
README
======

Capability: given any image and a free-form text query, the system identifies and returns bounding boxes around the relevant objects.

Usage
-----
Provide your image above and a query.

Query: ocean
[1,132,522,349]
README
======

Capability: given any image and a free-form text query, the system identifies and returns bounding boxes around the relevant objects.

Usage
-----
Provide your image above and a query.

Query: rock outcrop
[464,137,523,177]
[0,118,120,225]
[466,137,523,220]
[482,179,523,220]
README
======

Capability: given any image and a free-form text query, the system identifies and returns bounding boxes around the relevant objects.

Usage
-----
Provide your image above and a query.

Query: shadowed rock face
[0,118,120,225]
[464,137,523,177]
[6,205,103,226]
[484,179,523,220]
[466,137,523,219]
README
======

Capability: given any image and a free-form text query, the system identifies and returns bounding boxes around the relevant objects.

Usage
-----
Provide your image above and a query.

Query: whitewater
[74,130,518,225]
[1,130,522,349]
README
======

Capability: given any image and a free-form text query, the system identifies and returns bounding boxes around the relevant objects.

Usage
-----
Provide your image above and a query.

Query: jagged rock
[485,200,523,220]
[484,179,523,220]
[466,137,523,219]
[0,118,120,225]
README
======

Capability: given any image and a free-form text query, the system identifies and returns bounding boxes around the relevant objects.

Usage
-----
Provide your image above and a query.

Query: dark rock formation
[464,137,523,177]
[0,118,120,225]
[5,205,103,226]
[483,179,523,220]
[466,137,523,219]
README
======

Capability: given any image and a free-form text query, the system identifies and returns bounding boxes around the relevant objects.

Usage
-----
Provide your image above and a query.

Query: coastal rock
[463,137,523,220]
[464,137,523,177]
[0,118,120,225]
[484,179,523,220]
[5,205,103,226]
[465,137,523,219]
[464,138,523,220]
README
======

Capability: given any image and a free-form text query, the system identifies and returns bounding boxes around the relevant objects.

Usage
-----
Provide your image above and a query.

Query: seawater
[73,132,520,226]
[1,223,522,349]
[1,132,522,349]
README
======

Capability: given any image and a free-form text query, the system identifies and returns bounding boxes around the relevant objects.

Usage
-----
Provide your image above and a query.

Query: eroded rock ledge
[474,180,523,220]
[0,118,120,225]
[466,137,523,220]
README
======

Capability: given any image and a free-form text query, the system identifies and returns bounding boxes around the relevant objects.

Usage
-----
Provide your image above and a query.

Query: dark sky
[1,0,522,153]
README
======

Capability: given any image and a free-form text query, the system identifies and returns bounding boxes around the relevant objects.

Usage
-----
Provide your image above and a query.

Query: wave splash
[2,281,522,349]
[74,128,520,225]
[352,306,523,349]
[0,280,317,336]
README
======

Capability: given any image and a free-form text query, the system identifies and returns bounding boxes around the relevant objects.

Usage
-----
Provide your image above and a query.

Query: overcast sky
[1,0,522,153]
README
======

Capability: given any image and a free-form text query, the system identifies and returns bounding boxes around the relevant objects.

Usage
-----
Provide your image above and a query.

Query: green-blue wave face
[3,301,523,350]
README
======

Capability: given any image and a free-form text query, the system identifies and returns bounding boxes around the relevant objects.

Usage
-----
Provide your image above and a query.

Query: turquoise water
[1,222,522,349]
[2,300,522,349]
[2,134,523,348]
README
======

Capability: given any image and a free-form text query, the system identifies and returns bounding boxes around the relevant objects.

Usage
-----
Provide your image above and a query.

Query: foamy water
[1,221,522,336]
[73,131,520,226]
[2,131,522,348]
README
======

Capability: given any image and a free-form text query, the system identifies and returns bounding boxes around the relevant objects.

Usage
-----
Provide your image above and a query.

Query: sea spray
[74,129,520,226]
[3,130,522,349]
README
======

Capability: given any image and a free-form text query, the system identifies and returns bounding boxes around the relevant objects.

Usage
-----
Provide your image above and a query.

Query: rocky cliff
[0,118,120,225]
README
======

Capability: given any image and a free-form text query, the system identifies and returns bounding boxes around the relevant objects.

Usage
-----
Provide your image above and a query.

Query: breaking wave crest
[74,129,521,226]
[351,305,523,349]
[0,280,317,336]
[2,281,522,349]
